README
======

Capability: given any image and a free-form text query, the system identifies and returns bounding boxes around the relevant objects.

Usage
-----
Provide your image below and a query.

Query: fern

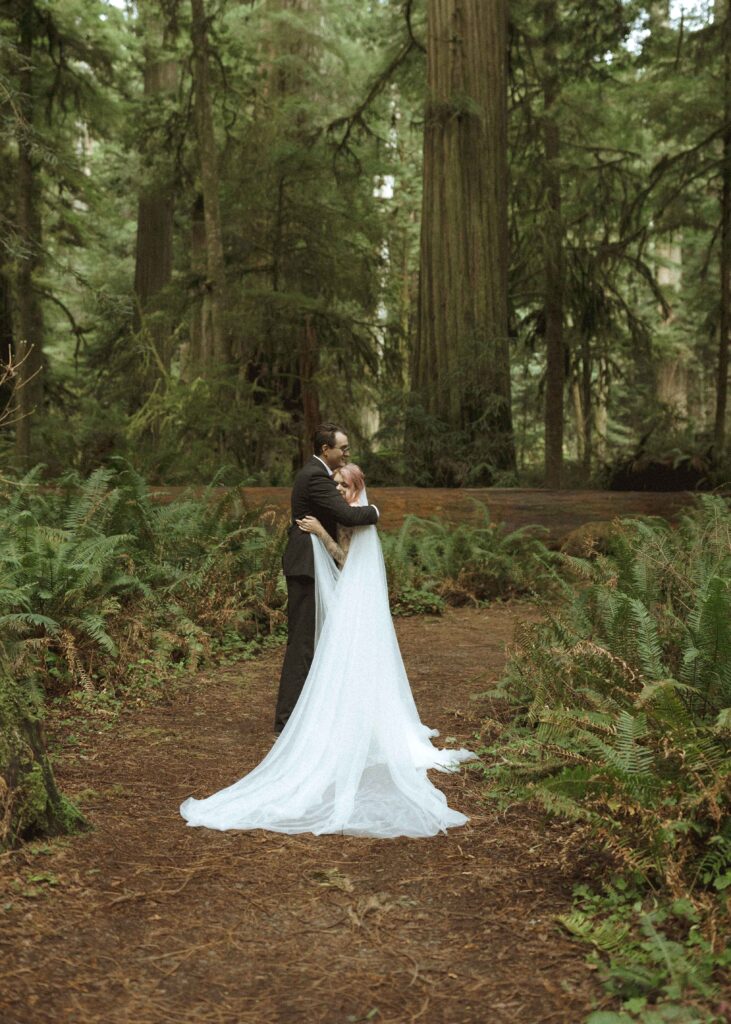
[484,494,731,900]
[558,909,631,952]
[626,598,667,680]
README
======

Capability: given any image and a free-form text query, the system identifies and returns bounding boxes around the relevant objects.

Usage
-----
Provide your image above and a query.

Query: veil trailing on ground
[180,487,477,838]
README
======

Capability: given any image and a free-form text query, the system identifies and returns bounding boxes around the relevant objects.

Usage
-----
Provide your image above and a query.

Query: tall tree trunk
[655,236,688,417]
[184,194,209,377]
[299,315,322,463]
[13,0,44,467]
[580,334,592,477]
[541,0,564,488]
[190,0,229,371]
[571,376,585,464]
[715,0,731,459]
[413,0,514,482]
[133,0,178,378]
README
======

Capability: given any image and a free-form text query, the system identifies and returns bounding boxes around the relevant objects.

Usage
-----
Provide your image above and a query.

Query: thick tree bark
[133,1,177,376]
[655,237,688,417]
[715,0,731,458]
[657,356,688,416]
[580,334,592,477]
[184,194,209,376]
[541,0,564,488]
[413,0,515,480]
[299,315,322,463]
[571,377,585,464]
[190,0,230,370]
[13,0,44,467]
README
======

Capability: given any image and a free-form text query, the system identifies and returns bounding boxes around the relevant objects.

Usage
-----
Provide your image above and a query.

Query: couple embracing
[180,423,476,838]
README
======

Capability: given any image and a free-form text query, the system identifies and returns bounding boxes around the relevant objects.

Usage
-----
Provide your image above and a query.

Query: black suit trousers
[274,574,315,732]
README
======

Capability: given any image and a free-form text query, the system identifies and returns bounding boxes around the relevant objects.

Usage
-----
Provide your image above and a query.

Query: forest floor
[0,600,608,1024]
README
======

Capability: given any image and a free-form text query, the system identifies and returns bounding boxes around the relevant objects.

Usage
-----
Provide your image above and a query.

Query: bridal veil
[180,488,476,838]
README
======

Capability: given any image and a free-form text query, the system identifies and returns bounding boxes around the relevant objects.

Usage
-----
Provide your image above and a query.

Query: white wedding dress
[179,489,477,838]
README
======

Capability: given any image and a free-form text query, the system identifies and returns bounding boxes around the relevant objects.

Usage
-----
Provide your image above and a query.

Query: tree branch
[326,38,417,155]
[39,289,92,364]
[404,0,426,53]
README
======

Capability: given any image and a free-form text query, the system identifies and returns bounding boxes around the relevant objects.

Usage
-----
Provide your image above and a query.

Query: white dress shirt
[313,455,333,476]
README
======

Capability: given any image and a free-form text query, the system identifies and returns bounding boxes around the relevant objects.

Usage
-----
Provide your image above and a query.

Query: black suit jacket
[281,457,379,579]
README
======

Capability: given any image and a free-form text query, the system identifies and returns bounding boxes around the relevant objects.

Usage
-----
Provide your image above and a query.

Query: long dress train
[179,494,477,838]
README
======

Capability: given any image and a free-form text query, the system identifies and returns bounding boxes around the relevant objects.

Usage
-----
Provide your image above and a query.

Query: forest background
[2,0,731,491]
[2,4,731,1020]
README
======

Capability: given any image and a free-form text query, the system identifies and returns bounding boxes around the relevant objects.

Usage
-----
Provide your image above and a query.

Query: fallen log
[149,486,721,547]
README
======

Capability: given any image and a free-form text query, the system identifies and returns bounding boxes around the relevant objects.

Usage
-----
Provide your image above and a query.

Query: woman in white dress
[179,464,477,838]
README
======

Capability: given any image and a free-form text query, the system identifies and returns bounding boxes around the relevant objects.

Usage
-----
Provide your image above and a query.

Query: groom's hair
[313,422,343,455]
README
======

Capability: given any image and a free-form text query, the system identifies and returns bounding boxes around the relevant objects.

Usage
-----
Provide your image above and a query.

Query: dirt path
[1,603,603,1024]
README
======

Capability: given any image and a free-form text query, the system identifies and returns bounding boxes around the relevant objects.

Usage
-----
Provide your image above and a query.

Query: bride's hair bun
[338,462,365,496]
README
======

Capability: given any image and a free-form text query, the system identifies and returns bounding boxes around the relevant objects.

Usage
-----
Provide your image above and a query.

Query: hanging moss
[0,673,87,851]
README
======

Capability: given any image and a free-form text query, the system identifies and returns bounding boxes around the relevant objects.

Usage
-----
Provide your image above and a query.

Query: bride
[179,463,477,838]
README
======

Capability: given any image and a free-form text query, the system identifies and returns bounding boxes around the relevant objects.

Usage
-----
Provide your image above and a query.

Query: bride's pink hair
[338,462,366,502]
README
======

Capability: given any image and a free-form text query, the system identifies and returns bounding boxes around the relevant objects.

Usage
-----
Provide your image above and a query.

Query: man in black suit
[274,422,379,734]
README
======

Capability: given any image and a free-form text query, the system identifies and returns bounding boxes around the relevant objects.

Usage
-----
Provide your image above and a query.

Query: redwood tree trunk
[299,315,322,463]
[413,0,515,481]
[190,0,230,371]
[542,0,565,488]
[715,0,731,459]
[581,335,592,477]
[14,0,45,467]
[185,194,209,376]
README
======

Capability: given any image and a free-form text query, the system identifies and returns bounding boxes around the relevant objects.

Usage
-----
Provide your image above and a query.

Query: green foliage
[0,462,293,848]
[2,1,729,484]
[0,463,288,697]
[0,464,568,847]
[381,500,559,612]
[569,877,730,1023]
[480,495,731,1020]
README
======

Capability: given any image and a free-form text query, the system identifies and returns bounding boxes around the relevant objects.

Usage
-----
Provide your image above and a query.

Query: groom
[274,423,380,734]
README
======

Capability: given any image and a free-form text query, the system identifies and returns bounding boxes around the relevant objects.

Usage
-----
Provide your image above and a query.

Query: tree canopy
[0,0,728,488]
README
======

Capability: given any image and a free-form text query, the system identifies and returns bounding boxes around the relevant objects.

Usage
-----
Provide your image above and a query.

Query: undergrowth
[381,499,558,613]
[479,493,731,1023]
[0,465,554,848]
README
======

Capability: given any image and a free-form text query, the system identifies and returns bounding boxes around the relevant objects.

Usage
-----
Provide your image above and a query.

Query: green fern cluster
[482,495,731,1020]
[0,464,287,695]
[381,500,557,611]
[564,876,730,1021]
[0,465,292,848]
[483,494,731,893]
